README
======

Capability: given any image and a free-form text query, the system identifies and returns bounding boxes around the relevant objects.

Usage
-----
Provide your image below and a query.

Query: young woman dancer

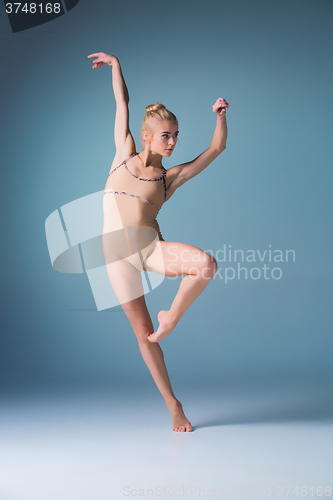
[87,51,229,432]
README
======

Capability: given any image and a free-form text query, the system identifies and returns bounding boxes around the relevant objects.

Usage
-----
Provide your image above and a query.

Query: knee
[134,324,153,344]
[200,253,218,280]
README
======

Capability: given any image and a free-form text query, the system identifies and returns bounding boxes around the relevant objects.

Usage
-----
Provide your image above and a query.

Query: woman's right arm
[87,52,135,160]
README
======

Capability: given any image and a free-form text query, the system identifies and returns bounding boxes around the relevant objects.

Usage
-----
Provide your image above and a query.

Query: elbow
[214,141,227,155]
[210,143,226,158]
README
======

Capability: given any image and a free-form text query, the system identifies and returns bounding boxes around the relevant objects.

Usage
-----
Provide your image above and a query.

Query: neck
[139,147,163,168]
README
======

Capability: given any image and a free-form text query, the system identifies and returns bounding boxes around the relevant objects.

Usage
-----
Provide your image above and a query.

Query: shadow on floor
[192,393,333,430]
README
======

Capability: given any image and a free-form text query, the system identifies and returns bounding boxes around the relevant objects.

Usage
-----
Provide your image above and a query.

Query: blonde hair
[141,102,178,148]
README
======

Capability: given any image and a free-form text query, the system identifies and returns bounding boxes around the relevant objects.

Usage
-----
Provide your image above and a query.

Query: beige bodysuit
[102,152,166,274]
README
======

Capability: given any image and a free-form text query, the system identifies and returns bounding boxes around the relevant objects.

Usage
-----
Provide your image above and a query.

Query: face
[145,120,179,157]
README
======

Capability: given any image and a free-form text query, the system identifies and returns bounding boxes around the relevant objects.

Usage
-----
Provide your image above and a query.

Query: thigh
[103,226,147,303]
[104,252,154,337]
[145,241,214,277]
[105,257,145,306]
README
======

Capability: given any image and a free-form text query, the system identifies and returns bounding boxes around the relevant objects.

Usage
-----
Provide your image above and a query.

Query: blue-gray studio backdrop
[1,0,332,390]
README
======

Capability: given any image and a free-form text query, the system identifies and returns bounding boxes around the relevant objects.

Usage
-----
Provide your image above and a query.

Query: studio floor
[1,376,332,500]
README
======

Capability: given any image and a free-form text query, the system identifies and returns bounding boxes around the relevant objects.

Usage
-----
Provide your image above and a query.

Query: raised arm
[166,98,229,196]
[87,52,135,159]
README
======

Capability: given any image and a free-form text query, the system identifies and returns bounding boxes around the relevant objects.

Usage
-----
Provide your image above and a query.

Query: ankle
[165,396,181,410]
[167,310,179,325]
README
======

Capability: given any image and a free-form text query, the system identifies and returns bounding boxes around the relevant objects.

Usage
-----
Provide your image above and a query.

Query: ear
[142,129,152,144]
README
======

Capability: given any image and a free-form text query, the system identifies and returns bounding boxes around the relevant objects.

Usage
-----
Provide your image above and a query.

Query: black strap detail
[108,152,138,177]
[162,168,167,201]
[121,152,138,166]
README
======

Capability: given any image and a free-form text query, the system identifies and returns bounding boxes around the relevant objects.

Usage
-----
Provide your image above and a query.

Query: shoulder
[116,147,137,165]
[165,163,188,192]
[163,164,187,201]
[110,150,137,172]
[165,164,183,183]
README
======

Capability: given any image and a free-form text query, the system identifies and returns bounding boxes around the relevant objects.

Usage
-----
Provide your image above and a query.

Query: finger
[87,53,103,58]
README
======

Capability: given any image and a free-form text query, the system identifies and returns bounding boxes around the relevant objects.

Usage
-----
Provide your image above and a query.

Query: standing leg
[103,233,193,431]
[121,295,193,432]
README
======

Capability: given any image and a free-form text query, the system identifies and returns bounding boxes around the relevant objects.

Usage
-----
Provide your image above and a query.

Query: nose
[168,137,176,146]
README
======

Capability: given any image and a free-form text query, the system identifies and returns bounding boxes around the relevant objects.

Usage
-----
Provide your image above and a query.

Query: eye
[162,134,169,138]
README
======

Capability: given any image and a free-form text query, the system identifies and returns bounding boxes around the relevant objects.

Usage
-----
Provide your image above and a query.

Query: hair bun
[145,102,166,113]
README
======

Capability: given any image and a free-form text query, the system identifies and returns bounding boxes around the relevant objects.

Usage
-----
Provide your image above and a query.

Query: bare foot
[147,310,178,343]
[167,399,193,432]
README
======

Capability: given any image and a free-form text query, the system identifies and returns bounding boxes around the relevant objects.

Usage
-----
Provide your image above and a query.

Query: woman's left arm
[166,98,229,193]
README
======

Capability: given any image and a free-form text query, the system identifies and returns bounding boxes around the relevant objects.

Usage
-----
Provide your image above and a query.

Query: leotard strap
[162,167,167,202]
[106,152,167,203]
[107,152,138,178]
[103,190,154,205]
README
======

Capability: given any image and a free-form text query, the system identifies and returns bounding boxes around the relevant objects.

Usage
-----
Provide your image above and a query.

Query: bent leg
[145,241,217,342]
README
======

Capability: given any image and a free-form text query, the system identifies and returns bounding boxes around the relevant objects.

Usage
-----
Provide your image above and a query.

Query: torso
[102,153,167,240]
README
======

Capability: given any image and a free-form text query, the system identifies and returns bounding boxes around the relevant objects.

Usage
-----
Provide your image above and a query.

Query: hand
[87,52,118,68]
[212,97,230,116]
